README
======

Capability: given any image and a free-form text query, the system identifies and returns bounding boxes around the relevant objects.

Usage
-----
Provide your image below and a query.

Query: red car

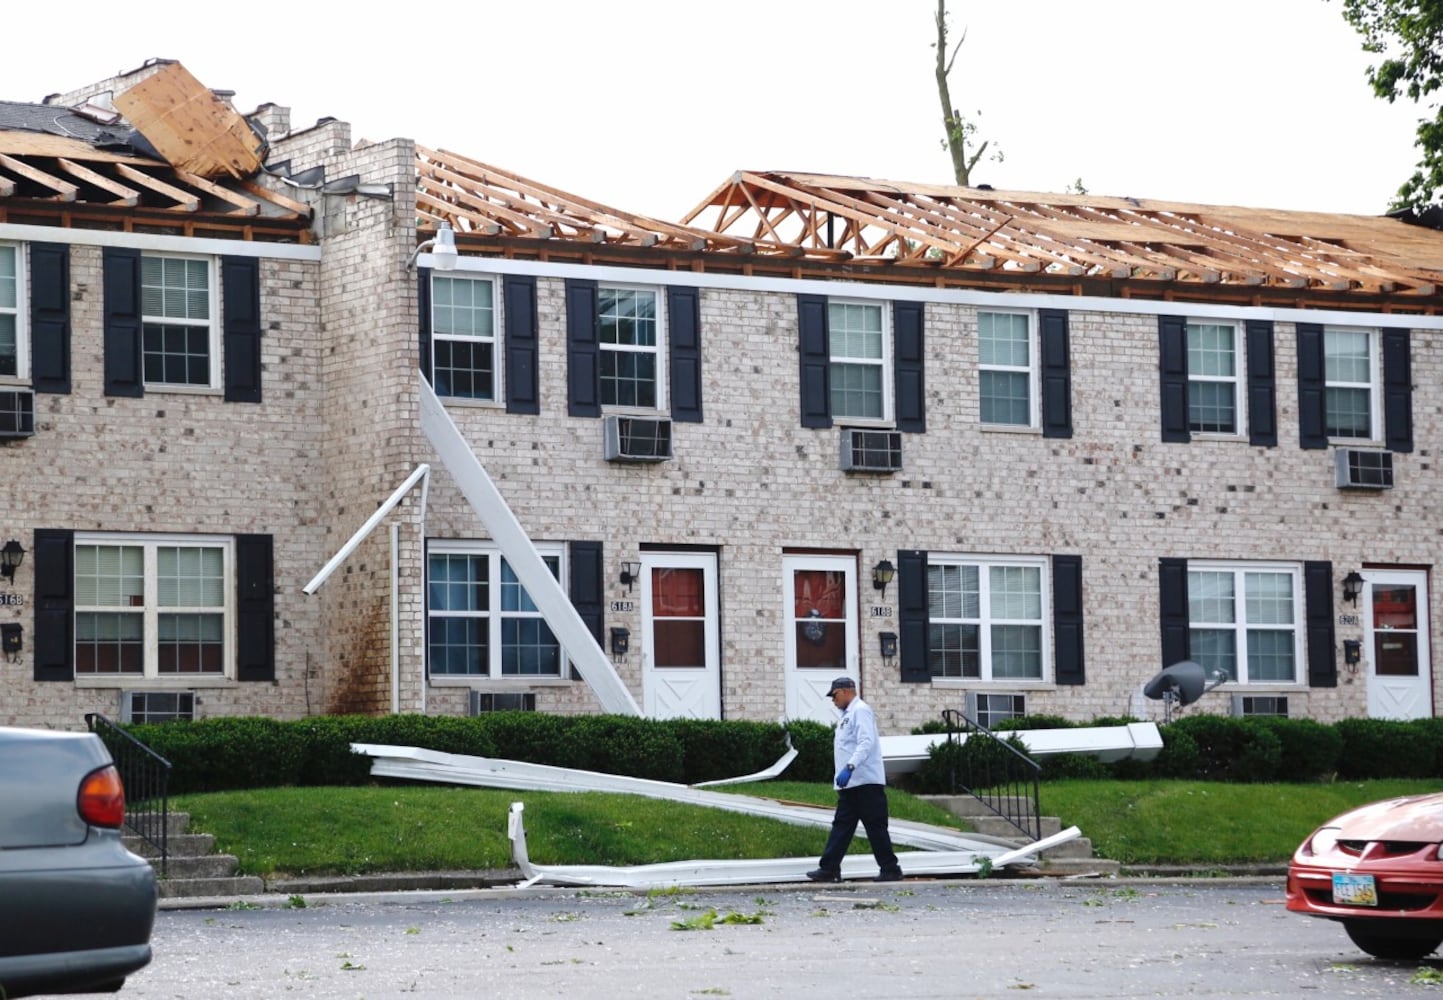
[1287,792,1443,960]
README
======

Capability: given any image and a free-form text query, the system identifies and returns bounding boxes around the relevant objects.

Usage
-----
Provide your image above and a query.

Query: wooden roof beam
[114,163,201,212]
[173,168,260,216]
[0,153,77,201]
[417,188,554,239]
[56,158,138,207]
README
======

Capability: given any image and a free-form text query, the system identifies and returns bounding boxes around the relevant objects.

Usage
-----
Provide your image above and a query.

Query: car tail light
[77,764,127,829]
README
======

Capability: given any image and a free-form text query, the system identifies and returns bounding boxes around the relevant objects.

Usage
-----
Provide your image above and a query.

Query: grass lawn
[172,778,1443,879]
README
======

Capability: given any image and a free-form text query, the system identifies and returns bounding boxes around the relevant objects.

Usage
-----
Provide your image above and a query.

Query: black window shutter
[1158,315,1189,443]
[569,540,604,681]
[898,549,930,683]
[1296,323,1327,449]
[797,294,832,428]
[1158,557,1190,668]
[504,275,539,414]
[1052,554,1085,685]
[29,243,71,394]
[893,300,925,433]
[1383,328,1413,453]
[1305,560,1337,688]
[668,286,703,423]
[565,279,600,417]
[235,534,275,682]
[1040,308,1072,439]
[1245,320,1277,447]
[222,256,262,403]
[417,267,433,385]
[33,528,74,682]
[102,247,144,398]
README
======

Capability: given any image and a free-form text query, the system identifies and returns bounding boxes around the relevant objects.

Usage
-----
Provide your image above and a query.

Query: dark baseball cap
[826,676,856,696]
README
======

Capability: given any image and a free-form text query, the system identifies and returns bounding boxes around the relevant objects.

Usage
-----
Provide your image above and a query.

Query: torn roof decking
[0,118,310,240]
[418,158,1443,312]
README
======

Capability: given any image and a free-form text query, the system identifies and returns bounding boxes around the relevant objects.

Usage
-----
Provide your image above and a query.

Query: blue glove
[835,765,854,787]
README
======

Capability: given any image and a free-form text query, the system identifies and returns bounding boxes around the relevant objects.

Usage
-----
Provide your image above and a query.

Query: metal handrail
[939,708,1042,842]
[85,713,172,876]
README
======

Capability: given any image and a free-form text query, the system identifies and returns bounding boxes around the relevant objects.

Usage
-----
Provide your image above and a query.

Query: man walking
[807,676,904,883]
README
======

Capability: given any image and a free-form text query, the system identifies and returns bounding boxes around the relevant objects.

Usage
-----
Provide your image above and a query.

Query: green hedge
[123,713,822,795]
[118,710,1443,796]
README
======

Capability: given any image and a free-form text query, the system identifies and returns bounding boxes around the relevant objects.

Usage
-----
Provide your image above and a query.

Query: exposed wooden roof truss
[680,171,1443,298]
[416,146,780,258]
[0,130,309,237]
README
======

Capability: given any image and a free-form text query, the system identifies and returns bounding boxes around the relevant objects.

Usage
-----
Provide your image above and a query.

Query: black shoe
[875,870,904,882]
[806,868,842,883]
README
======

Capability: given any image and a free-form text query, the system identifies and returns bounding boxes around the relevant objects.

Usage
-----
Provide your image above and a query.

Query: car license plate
[1333,873,1378,906]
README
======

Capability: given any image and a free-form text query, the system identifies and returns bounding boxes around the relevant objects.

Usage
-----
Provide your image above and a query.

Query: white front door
[640,552,721,719]
[1363,569,1432,720]
[783,554,858,724]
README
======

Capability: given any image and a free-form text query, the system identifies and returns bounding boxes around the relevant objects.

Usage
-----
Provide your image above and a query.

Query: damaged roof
[0,62,309,241]
[418,159,1443,313]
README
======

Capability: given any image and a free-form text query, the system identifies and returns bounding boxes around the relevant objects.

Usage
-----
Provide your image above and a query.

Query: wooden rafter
[0,151,77,201]
[673,172,1443,298]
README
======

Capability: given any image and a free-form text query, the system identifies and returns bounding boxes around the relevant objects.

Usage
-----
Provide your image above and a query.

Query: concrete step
[157,875,265,900]
[157,854,244,879]
[126,810,193,837]
[123,832,215,859]
[921,794,1039,819]
[968,815,1064,840]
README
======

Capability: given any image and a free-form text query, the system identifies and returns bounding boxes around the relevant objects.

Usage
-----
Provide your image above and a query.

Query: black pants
[818,783,901,874]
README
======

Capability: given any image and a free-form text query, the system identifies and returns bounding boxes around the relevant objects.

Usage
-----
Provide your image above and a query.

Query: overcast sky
[0,0,1426,219]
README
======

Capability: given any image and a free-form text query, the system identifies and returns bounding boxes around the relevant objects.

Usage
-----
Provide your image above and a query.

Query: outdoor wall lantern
[0,539,24,584]
[404,220,459,271]
[872,558,896,594]
[1342,571,1365,606]
[619,560,642,592]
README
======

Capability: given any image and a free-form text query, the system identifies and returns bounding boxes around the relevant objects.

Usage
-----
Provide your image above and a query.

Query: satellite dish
[1143,660,1227,721]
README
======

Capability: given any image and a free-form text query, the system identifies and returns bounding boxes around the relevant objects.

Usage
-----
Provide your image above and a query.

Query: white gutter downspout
[303,463,432,715]
[390,523,400,714]
[418,375,641,716]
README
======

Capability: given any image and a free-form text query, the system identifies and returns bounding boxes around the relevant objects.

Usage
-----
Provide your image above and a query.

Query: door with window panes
[783,555,858,723]
[1363,570,1432,720]
[640,552,720,719]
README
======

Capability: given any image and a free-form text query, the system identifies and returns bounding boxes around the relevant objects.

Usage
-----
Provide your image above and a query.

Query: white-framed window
[1188,562,1302,685]
[829,298,890,422]
[1324,326,1379,440]
[599,284,665,410]
[978,310,1037,427]
[1187,320,1244,435]
[141,253,219,389]
[74,534,234,679]
[431,274,499,401]
[0,242,22,380]
[428,542,566,678]
[927,555,1048,681]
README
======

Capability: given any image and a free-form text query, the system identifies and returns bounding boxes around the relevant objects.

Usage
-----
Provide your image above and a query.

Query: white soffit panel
[419,375,641,716]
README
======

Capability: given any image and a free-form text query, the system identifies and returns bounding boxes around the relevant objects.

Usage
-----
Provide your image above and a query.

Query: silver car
[0,726,157,997]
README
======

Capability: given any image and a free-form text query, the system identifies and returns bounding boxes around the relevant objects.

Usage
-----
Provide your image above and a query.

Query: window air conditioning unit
[839,428,902,472]
[1334,448,1393,489]
[603,416,672,463]
[1231,694,1288,718]
[120,690,196,724]
[468,690,537,715]
[964,692,1026,729]
[0,389,34,438]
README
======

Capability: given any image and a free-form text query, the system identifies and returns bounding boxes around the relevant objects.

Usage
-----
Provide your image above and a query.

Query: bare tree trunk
[935,0,968,185]
[935,0,991,187]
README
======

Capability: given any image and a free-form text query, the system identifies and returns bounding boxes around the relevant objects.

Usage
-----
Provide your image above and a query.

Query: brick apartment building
[2,59,1441,734]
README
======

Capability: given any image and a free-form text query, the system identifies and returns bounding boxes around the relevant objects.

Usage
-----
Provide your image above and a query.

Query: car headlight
[1306,827,1340,856]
